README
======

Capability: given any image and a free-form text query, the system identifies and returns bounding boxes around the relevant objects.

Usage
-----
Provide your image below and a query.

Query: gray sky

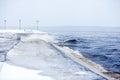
[0,0,120,28]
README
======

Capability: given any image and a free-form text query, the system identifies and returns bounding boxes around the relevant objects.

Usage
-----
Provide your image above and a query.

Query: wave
[64,39,77,43]
[56,34,120,75]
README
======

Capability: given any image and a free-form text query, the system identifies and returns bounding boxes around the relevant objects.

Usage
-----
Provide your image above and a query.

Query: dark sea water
[54,31,120,74]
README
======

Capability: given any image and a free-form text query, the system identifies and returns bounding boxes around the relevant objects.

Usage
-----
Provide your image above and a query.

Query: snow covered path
[0,33,105,80]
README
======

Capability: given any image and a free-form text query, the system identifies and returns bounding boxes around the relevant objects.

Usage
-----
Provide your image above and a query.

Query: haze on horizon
[0,0,120,30]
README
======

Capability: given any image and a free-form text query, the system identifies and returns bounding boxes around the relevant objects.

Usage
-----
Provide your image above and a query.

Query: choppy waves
[56,32,120,74]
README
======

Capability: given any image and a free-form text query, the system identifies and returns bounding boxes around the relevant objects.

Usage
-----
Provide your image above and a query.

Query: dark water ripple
[56,32,120,74]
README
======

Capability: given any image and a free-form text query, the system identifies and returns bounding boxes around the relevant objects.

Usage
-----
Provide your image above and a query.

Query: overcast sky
[0,0,120,28]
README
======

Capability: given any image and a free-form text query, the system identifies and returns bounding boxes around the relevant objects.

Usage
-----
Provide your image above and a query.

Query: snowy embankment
[0,30,117,80]
[2,34,102,80]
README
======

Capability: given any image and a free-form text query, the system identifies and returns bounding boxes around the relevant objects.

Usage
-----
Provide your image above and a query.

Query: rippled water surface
[55,31,120,74]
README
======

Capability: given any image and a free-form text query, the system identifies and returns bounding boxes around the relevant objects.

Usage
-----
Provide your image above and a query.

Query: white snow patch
[0,63,55,80]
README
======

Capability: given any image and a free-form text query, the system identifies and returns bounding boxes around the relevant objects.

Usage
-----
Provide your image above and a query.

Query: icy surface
[0,62,3,71]
[2,34,106,80]
[0,63,54,80]
[0,33,19,68]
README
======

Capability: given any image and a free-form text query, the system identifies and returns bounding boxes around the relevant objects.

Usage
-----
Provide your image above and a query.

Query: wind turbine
[36,20,40,30]
[4,20,7,30]
[19,19,21,30]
